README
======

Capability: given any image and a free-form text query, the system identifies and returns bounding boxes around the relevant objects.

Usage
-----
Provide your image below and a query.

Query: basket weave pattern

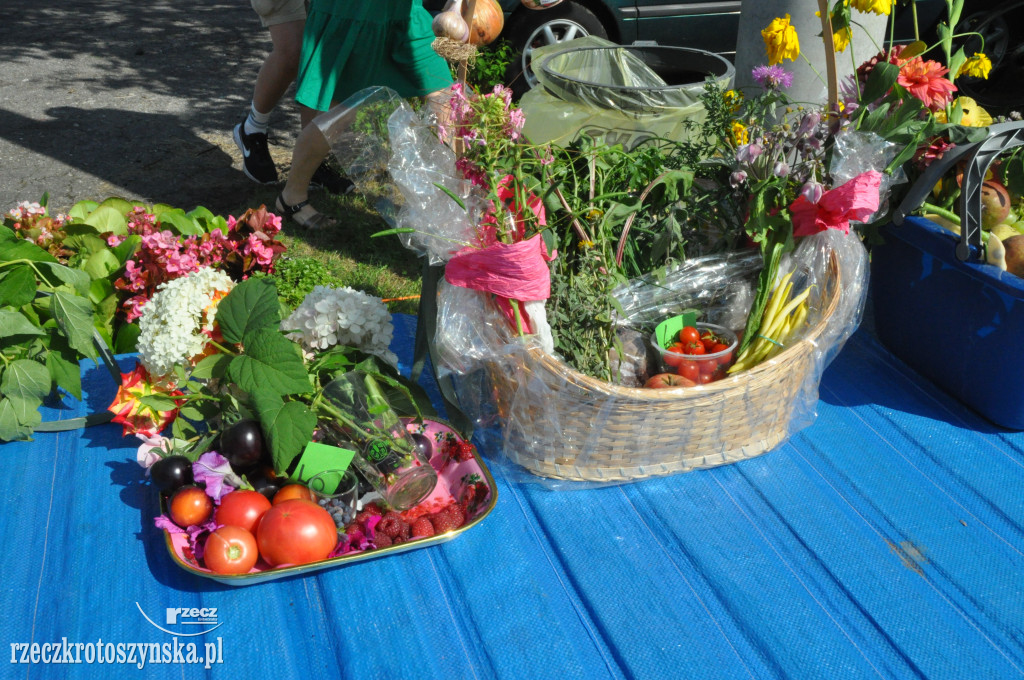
[489,254,841,481]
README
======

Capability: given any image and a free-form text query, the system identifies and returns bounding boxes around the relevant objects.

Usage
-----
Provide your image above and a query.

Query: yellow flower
[850,0,892,15]
[832,26,852,53]
[762,14,800,65]
[723,89,744,113]
[958,53,993,79]
[731,121,749,146]
[935,97,993,127]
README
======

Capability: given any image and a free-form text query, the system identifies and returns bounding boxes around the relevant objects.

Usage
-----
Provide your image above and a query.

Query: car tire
[955,1,1024,114]
[502,1,608,99]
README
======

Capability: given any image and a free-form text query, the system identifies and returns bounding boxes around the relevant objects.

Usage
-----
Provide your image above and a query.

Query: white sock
[243,102,271,136]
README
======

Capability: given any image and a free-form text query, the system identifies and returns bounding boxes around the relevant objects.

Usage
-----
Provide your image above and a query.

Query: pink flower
[789,171,882,236]
[192,451,240,502]
[897,57,957,111]
[136,433,170,471]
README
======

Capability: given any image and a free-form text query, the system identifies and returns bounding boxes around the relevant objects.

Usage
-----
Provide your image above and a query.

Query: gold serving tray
[161,418,497,586]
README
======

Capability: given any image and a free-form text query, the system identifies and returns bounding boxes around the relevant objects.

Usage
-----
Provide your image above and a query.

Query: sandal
[275,193,337,231]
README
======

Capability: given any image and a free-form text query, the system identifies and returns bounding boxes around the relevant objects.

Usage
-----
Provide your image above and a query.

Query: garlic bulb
[433,0,470,42]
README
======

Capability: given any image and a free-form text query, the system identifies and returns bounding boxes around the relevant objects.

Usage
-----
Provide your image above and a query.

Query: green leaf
[83,206,128,235]
[0,230,58,263]
[186,206,216,222]
[216,277,281,344]
[0,309,46,339]
[189,353,232,380]
[1,359,52,402]
[225,329,311,396]
[114,323,141,354]
[34,262,90,295]
[68,200,100,222]
[111,234,141,264]
[97,197,138,216]
[139,394,180,411]
[0,397,39,442]
[0,265,37,307]
[46,344,82,400]
[83,248,122,279]
[861,62,899,105]
[156,209,204,236]
[251,391,316,474]
[50,291,98,360]
[1006,152,1024,196]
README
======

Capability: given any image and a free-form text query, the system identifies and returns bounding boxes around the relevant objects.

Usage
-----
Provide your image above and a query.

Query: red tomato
[698,358,718,376]
[682,341,705,356]
[663,342,687,368]
[678,326,701,345]
[677,360,700,382]
[204,526,259,575]
[710,342,731,355]
[272,483,315,505]
[645,373,696,388]
[214,490,271,534]
[257,499,338,567]
[698,372,715,384]
[168,485,214,528]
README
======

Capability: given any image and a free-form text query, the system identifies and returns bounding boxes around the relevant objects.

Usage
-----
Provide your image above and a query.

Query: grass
[235,183,424,316]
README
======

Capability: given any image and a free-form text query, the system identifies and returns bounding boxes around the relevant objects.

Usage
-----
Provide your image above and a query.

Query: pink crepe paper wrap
[445,234,555,334]
[789,170,882,237]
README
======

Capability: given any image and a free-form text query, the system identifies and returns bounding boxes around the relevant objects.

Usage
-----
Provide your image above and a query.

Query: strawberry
[410,517,435,538]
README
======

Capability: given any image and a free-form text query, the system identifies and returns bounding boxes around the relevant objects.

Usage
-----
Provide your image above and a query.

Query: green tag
[292,442,356,489]
[654,311,698,349]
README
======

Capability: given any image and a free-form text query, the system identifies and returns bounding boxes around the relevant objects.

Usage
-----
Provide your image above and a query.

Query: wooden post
[816,0,838,115]
[458,0,479,85]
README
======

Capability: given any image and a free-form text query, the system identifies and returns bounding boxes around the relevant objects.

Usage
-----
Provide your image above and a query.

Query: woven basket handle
[891,120,1024,262]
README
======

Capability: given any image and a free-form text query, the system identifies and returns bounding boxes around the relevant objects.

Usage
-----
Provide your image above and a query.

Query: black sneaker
[309,160,355,195]
[233,122,278,184]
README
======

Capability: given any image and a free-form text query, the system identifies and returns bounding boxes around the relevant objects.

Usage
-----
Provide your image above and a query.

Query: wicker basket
[488,251,841,482]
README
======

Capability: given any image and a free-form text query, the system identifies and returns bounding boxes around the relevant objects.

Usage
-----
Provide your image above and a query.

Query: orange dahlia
[897,57,957,111]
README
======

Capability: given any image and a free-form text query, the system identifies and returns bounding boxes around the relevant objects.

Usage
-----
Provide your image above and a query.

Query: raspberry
[410,517,435,538]
[355,502,383,524]
[378,511,404,538]
[447,503,466,528]
[391,536,406,545]
[374,533,392,548]
[430,510,460,534]
[454,441,475,461]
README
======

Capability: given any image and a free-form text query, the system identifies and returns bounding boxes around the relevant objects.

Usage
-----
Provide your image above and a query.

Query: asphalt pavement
[0,0,297,215]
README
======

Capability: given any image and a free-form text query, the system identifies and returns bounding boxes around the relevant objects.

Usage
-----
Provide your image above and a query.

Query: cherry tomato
[710,342,731,356]
[220,420,269,473]
[677,360,700,382]
[698,372,715,384]
[214,490,271,534]
[682,341,705,355]
[203,526,259,575]
[678,326,701,345]
[168,485,214,528]
[663,342,687,368]
[257,499,338,567]
[272,483,315,505]
[644,373,696,388]
[698,358,718,376]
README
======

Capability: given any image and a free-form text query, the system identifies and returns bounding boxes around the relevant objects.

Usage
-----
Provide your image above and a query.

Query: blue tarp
[2,314,1022,679]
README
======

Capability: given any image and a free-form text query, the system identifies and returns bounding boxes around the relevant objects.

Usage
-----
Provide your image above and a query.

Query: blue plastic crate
[871,215,1024,429]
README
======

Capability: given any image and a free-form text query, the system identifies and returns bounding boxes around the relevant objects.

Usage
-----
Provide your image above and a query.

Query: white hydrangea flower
[284,286,398,367]
[137,268,235,378]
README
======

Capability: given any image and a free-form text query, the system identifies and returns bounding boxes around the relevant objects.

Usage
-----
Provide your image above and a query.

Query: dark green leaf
[0,309,46,339]
[216,277,281,344]
[1,359,52,403]
[1006,152,1024,196]
[225,329,311,396]
[861,62,899,105]
[156,210,204,236]
[0,265,37,307]
[251,391,316,474]
[111,234,141,264]
[190,353,232,380]
[35,262,90,295]
[114,323,141,354]
[46,344,82,400]
[0,397,39,441]
[0,230,58,263]
[50,291,98,360]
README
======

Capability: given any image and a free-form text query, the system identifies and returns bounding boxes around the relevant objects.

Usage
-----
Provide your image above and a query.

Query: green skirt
[296,0,453,110]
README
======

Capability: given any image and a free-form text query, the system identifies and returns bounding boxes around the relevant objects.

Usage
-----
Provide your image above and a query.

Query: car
[426,1,1021,111]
